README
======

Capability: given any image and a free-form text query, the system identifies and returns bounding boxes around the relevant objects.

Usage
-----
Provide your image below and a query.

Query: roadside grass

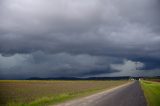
[0,80,129,106]
[140,80,160,106]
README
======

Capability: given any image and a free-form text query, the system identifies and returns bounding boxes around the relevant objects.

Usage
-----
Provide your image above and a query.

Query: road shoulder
[52,81,133,106]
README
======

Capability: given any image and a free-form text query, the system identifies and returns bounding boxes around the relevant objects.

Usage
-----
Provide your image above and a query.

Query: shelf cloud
[0,0,160,79]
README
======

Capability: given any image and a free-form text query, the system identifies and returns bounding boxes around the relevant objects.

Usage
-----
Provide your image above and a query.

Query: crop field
[148,79,160,82]
[141,80,160,106]
[0,80,128,106]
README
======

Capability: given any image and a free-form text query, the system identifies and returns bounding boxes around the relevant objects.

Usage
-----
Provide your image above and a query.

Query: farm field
[0,80,128,106]
[140,80,160,106]
[148,79,160,82]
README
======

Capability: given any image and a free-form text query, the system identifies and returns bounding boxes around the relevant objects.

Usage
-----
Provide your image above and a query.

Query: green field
[0,80,128,106]
[140,80,160,106]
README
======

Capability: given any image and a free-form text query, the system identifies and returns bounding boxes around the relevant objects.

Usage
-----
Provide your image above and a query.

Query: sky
[0,0,160,79]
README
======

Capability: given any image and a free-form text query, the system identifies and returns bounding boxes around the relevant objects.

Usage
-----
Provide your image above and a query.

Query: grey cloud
[0,52,120,79]
[0,0,159,55]
[0,0,160,78]
[110,60,145,76]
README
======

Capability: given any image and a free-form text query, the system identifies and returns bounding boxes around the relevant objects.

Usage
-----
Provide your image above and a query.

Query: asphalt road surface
[54,81,147,106]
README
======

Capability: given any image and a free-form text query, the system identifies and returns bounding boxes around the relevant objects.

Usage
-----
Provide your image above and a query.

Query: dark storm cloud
[0,0,160,78]
[0,52,120,79]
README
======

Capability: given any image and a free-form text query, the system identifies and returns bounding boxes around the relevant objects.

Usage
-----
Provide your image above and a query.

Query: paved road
[54,81,147,106]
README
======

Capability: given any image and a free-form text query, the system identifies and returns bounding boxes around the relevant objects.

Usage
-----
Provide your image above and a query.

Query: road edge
[52,81,134,106]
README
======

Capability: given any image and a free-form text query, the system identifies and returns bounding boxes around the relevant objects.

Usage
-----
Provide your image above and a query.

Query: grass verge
[7,88,111,106]
[140,80,160,106]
